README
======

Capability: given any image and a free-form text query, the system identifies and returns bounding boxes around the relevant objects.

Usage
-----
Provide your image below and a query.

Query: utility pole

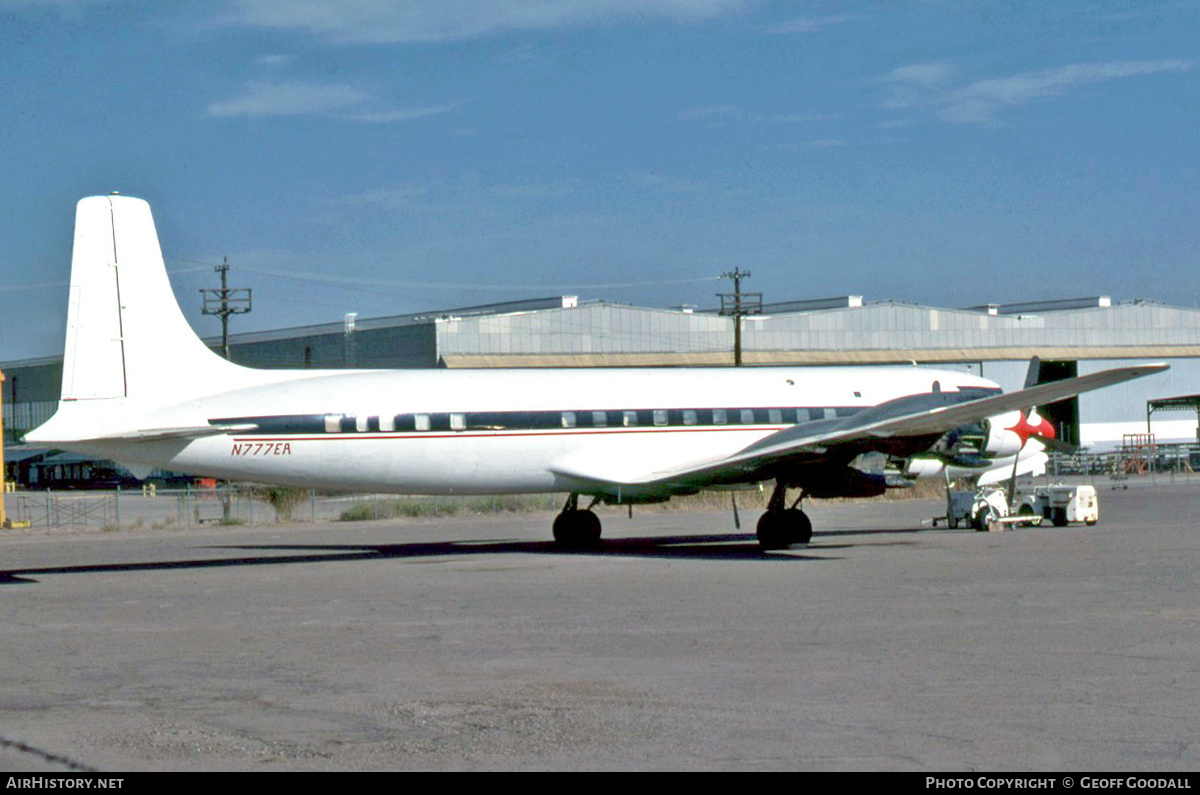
[344,313,358,368]
[1,369,7,528]
[200,257,252,360]
[717,267,762,366]
[200,260,250,522]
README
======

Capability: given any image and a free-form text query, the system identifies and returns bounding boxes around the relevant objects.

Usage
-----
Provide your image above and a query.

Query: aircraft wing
[553,363,1167,492]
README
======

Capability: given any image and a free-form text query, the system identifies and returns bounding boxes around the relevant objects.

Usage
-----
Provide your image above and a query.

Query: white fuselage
[49,365,1001,494]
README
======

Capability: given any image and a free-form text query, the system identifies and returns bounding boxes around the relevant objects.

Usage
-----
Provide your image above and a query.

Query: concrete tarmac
[1,481,1196,771]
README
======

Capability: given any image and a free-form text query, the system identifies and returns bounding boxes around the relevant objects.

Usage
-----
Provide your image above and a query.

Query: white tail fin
[60,195,244,402]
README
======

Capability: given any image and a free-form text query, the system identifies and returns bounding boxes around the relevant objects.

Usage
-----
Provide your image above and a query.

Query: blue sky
[1,0,1197,360]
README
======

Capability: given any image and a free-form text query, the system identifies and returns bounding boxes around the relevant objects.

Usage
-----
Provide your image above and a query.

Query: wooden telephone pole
[717,267,762,366]
[1,369,7,528]
[200,257,252,360]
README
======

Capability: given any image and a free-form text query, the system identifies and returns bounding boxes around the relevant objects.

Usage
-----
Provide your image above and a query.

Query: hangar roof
[434,298,1200,366]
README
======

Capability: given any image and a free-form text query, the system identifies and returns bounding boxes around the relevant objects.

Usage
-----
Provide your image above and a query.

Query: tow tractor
[934,482,1099,531]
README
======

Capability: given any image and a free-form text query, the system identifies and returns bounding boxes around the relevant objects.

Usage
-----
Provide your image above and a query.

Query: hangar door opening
[1036,360,1080,446]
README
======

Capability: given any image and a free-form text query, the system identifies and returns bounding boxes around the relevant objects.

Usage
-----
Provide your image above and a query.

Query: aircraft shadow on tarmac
[0,526,935,584]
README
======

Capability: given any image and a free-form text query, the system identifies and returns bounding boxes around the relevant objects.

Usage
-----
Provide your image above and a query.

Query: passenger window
[415,414,431,431]
[356,415,370,433]
[768,409,782,424]
[623,410,638,427]
[379,415,395,433]
[561,411,577,428]
[653,410,667,426]
[450,413,465,431]
[683,410,698,426]
[324,414,342,433]
[713,409,727,425]
[740,409,755,424]
[592,411,607,427]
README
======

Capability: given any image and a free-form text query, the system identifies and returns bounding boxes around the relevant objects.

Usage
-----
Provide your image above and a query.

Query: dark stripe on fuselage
[210,388,1001,437]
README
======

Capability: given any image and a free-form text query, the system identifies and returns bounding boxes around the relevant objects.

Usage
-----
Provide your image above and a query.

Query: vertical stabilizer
[61,197,127,399]
[59,196,246,403]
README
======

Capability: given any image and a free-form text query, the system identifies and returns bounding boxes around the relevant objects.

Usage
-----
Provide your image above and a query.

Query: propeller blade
[1023,356,1043,390]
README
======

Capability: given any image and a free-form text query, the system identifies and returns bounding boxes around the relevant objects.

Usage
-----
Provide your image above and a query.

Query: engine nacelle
[903,457,945,479]
[978,411,1027,458]
[800,466,887,499]
[941,409,1055,462]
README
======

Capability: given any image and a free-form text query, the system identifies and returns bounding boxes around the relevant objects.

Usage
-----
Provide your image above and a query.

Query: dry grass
[641,478,945,513]
[333,480,948,521]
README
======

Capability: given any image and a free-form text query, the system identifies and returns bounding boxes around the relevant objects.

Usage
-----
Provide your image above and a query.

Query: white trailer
[1028,484,1100,526]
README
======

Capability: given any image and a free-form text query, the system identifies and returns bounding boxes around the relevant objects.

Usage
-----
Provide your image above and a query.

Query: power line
[233,265,721,292]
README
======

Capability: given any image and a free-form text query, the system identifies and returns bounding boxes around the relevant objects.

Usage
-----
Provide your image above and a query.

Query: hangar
[4,291,1199,486]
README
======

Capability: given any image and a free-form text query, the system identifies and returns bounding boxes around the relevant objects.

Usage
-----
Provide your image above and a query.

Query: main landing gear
[553,493,602,548]
[551,487,813,551]
[756,482,813,550]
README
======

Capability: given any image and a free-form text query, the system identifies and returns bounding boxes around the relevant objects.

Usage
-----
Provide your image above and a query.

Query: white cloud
[883,62,956,90]
[345,103,459,124]
[224,0,753,43]
[254,54,298,68]
[0,0,105,7]
[677,105,741,121]
[206,81,457,123]
[207,82,370,117]
[764,15,857,34]
[336,186,430,209]
[881,59,1194,124]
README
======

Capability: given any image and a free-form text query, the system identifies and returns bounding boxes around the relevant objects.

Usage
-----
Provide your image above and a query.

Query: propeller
[1003,357,1078,506]
[1016,356,1078,454]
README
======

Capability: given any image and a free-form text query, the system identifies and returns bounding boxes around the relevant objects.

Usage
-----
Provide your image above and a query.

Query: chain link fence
[1,485,564,531]
[5,446,1197,531]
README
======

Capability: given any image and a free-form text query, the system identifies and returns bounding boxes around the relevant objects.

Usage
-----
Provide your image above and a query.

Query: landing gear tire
[553,509,602,548]
[973,507,997,532]
[756,508,813,550]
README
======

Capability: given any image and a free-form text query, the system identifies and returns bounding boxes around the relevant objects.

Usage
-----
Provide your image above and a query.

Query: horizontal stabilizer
[68,423,260,444]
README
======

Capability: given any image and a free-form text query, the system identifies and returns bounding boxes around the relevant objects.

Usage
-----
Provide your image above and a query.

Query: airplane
[24,195,1167,549]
